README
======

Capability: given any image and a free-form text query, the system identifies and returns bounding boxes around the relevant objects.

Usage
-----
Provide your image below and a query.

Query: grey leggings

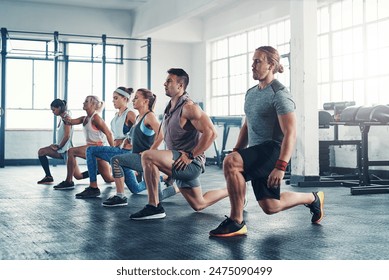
[110,152,176,201]
[111,153,142,178]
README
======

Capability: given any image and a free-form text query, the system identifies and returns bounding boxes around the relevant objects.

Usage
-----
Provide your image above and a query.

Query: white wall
[5,130,85,159]
[0,1,133,36]
[202,0,290,41]
[147,41,193,115]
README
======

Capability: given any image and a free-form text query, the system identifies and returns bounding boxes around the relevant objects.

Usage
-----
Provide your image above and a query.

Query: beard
[253,70,268,82]
[252,71,260,81]
[165,90,172,97]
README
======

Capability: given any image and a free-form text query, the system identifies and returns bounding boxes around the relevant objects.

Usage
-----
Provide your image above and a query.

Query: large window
[5,39,121,129]
[67,62,118,122]
[6,59,54,129]
[317,0,389,107]
[209,19,291,116]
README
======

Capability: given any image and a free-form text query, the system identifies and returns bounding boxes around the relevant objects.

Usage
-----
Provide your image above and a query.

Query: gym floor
[0,164,388,260]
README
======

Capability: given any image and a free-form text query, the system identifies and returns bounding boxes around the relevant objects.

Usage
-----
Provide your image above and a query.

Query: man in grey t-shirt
[210,46,325,237]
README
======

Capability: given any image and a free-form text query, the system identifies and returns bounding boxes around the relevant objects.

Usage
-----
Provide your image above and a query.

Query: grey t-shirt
[244,79,295,146]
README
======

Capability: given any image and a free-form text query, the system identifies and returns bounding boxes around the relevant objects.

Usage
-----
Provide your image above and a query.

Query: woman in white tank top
[53,95,114,190]
[75,87,137,198]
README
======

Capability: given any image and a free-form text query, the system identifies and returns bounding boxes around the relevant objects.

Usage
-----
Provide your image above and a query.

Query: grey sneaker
[53,180,75,190]
[75,186,100,198]
[102,195,128,207]
[130,203,166,220]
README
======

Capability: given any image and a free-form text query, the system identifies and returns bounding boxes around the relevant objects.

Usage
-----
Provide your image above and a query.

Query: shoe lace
[219,215,232,227]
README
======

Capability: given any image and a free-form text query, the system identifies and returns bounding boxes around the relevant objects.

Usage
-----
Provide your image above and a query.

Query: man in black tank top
[130,68,229,220]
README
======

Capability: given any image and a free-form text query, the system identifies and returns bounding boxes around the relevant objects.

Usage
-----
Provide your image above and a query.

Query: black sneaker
[53,180,75,190]
[305,191,324,224]
[102,195,128,207]
[209,216,247,237]
[75,186,100,198]
[37,176,54,184]
[130,203,166,220]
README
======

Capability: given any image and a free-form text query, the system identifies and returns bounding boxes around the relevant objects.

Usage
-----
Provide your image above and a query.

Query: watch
[187,151,195,160]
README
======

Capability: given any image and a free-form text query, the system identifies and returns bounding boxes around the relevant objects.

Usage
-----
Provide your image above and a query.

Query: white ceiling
[7,0,333,14]
[7,0,151,11]
[5,0,334,42]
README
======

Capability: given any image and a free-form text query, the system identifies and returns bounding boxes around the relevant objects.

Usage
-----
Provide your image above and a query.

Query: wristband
[275,159,288,171]
[186,151,195,160]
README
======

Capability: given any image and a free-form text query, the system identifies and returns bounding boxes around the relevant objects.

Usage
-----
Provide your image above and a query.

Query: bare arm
[92,115,114,146]
[126,110,137,128]
[173,102,217,171]
[51,123,72,151]
[57,123,72,149]
[182,102,217,157]
[144,112,164,150]
[63,116,84,125]
[267,111,297,188]
[117,110,137,148]
[277,112,297,163]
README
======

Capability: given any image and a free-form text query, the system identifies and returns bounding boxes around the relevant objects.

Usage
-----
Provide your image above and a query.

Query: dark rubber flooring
[1,164,389,260]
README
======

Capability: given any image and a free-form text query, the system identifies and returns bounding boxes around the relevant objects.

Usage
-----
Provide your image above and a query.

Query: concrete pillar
[290,0,319,184]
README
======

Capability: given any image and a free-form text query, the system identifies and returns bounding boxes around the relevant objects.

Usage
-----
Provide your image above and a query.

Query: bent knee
[223,153,242,170]
[186,198,206,212]
[110,156,121,168]
[85,147,92,156]
[141,150,152,161]
[261,207,279,215]
[258,200,281,215]
[141,150,156,165]
[191,205,205,212]
[38,148,45,156]
[259,202,281,215]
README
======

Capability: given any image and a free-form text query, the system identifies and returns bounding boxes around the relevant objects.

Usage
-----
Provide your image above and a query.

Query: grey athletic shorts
[171,150,204,188]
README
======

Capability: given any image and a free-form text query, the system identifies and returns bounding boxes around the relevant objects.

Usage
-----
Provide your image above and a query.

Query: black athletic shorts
[237,140,282,201]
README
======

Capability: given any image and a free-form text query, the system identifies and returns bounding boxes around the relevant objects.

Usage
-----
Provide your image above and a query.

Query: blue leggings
[86,146,145,194]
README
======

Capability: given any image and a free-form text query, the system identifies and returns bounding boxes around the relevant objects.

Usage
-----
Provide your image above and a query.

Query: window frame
[208,18,291,117]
